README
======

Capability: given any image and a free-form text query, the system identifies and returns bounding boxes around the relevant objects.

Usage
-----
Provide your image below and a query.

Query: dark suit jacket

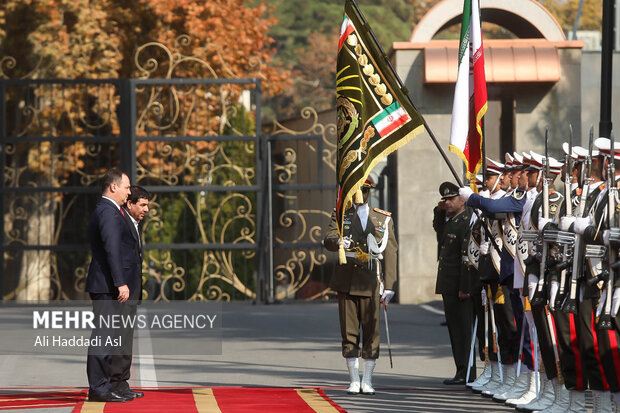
[122,208,143,264]
[85,198,141,300]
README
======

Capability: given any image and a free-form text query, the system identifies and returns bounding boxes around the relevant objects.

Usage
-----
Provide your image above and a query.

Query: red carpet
[1,387,348,412]
[0,390,86,410]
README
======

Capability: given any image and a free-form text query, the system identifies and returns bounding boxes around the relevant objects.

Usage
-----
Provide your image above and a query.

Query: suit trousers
[86,293,135,393]
[338,292,380,359]
[109,302,137,391]
[443,294,475,379]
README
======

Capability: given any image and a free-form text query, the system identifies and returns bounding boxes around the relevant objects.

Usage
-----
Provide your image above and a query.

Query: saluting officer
[323,178,398,395]
[433,181,474,385]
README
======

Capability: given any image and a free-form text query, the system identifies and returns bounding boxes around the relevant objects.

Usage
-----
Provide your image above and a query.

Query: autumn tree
[0,0,288,301]
[264,0,414,120]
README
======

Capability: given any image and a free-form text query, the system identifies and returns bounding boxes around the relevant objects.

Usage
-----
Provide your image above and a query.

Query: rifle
[557,125,575,307]
[563,126,595,314]
[599,131,616,330]
[531,130,551,306]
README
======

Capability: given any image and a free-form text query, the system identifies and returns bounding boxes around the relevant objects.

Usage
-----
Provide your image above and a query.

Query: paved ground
[0,301,576,412]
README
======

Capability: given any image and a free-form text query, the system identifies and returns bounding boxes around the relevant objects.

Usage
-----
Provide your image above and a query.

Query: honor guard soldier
[569,137,620,411]
[559,139,607,412]
[593,137,620,411]
[433,181,474,385]
[323,178,398,395]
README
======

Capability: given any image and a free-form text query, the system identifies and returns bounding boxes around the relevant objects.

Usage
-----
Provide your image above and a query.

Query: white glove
[528,274,539,302]
[613,287,620,317]
[596,289,607,317]
[479,241,490,256]
[381,289,395,305]
[549,281,559,311]
[538,217,551,232]
[459,187,474,202]
[481,287,487,304]
[573,216,592,235]
[604,229,611,246]
[340,235,352,249]
[560,216,576,232]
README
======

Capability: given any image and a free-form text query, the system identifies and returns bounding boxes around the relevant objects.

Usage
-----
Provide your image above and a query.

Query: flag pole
[348,0,464,188]
[481,120,487,190]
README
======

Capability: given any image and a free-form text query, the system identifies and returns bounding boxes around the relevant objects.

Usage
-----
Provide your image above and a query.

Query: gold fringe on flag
[354,189,363,204]
[495,285,505,304]
[338,242,347,264]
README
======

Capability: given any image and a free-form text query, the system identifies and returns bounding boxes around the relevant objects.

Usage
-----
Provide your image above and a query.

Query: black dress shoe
[88,391,131,402]
[443,377,466,385]
[118,388,144,399]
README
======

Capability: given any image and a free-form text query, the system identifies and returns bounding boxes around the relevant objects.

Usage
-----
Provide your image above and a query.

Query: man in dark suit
[108,185,150,400]
[85,169,142,403]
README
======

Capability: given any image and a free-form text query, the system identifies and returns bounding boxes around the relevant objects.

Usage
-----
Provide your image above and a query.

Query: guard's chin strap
[491,173,502,193]
[536,170,542,187]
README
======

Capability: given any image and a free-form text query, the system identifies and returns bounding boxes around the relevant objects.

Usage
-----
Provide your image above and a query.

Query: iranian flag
[449,0,487,181]
[372,102,410,138]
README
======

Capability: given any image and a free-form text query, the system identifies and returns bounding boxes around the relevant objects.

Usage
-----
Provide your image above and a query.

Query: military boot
[505,370,538,407]
[516,375,554,412]
[360,359,375,395]
[472,362,498,394]
[475,362,503,395]
[538,378,570,413]
[467,363,491,390]
[499,367,530,405]
[564,390,586,413]
[346,358,360,394]
[490,363,517,401]
[591,390,613,413]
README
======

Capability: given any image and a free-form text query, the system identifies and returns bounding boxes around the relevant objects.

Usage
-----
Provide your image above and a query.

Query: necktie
[120,208,125,216]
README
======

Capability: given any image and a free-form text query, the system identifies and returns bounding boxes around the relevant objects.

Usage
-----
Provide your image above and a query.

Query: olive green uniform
[433,206,474,380]
[324,206,397,359]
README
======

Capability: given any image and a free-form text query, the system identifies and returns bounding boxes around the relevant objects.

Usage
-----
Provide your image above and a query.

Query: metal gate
[0,77,340,302]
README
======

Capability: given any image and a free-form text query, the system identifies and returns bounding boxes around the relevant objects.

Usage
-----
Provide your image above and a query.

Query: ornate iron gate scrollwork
[0,40,339,302]
[265,108,338,301]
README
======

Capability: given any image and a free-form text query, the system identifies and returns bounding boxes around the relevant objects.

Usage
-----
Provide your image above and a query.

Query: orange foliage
[1,0,289,184]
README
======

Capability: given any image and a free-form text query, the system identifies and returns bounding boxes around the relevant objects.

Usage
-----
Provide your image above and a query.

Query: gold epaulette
[373,207,391,216]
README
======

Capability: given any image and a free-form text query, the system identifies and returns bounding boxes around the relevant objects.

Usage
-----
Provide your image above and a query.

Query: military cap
[512,152,525,170]
[439,181,460,200]
[595,137,620,160]
[361,177,375,188]
[562,142,579,161]
[504,153,514,170]
[572,145,597,162]
[528,151,563,174]
[486,158,504,175]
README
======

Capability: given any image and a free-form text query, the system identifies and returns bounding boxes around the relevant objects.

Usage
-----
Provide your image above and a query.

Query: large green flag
[335,0,425,262]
